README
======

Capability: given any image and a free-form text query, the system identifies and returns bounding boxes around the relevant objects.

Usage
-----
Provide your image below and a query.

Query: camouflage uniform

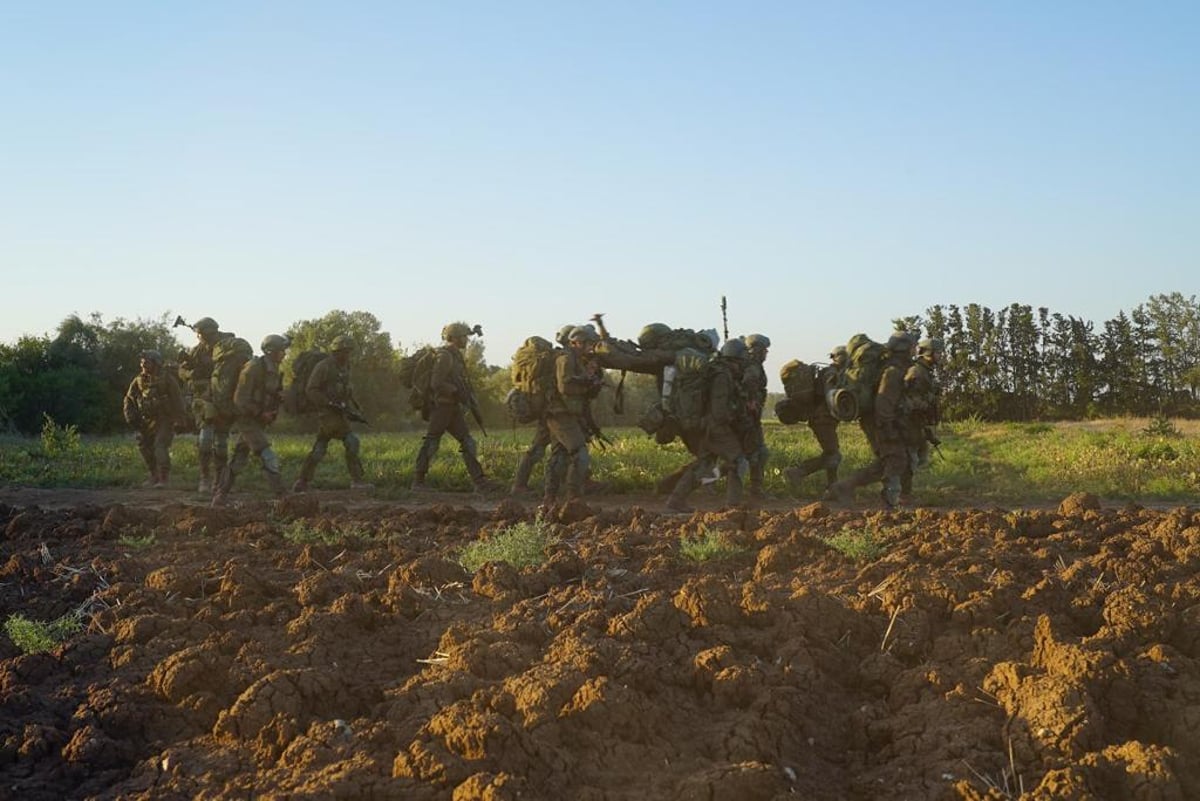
[666,343,750,512]
[295,343,368,490]
[784,362,843,490]
[122,352,187,488]
[412,329,490,490]
[825,335,915,508]
[213,336,288,504]
[901,342,942,497]
[177,322,235,492]
[512,326,571,495]
[543,331,600,502]
[741,334,770,497]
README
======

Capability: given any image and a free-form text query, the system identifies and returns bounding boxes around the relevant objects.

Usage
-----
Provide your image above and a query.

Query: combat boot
[154,468,169,490]
[291,479,309,493]
[266,471,286,499]
[822,481,854,505]
[725,473,744,509]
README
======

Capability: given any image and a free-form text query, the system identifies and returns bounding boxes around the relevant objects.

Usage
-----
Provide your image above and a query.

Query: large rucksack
[775,359,820,424]
[831,334,887,421]
[664,347,713,433]
[398,346,438,411]
[507,336,557,423]
[282,350,327,415]
[637,324,718,354]
[209,336,254,419]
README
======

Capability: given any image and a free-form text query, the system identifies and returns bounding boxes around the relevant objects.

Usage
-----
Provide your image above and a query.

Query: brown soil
[1,486,1199,800]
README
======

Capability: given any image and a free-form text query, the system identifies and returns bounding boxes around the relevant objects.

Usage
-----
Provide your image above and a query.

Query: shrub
[678,526,746,562]
[825,526,886,562]
[4,612,83,654]
[40,413,81,457]
[459,516,555,572]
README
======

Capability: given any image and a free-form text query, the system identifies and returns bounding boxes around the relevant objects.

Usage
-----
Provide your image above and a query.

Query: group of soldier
[121,315,943,511]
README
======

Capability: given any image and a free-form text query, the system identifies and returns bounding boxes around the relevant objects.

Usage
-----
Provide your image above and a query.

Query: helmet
[743,333,771,351]
[719,339,747,360]
[261,334,290,354]
[556,324,576,346]
[568,326,599,344]
[829,345,848,363]
[193,317,219,334]
[140,349,163,365]
[917,337,945,356]
[330,334,355,352]
[886,332,915,353]
[441,322,472,341]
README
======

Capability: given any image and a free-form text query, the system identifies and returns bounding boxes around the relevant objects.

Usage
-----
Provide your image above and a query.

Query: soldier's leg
[153,426,175,487]
[446,409,487,485]
[666,457,705,512]
[213,422,232,478]
[197,422,216,492]
[543,443,566,502]
[513,419,551,492]
[343,431,366,483]
[243,427,285,498]
[297,434,331,489]
[413,405,454,485]
[746,421,767,497]
[213,434,250,505]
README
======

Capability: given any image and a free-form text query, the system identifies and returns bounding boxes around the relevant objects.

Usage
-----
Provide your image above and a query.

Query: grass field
[1,417,1198,505]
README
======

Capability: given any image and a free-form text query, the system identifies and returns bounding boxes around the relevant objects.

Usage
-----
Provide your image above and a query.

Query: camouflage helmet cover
[886,331,916,353]
[917,337,945,356]
[441,322,472,341]
[140,349,163,365]
[719,338,748,360]
[829,345,849,361]
[568,325,600,344]
[193,317,219,334]
[330,334,355,352]
[556,324,577,346]
[261,334,290,354]
[743,333,771,350]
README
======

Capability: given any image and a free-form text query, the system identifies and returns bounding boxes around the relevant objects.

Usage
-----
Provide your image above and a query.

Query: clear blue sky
[2,1,1197,381]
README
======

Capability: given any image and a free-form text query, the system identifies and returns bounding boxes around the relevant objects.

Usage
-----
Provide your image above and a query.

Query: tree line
[1,292,1197,435]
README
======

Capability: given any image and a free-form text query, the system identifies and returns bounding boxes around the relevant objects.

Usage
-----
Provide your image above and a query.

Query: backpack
[637,324,718,354]
[282,350,327,415]
[664,348,713,433]
[832,334,887,420]
[398,346,438,411]
[508,336,558,422]
[209,336,253,419]
[777,359,819,423]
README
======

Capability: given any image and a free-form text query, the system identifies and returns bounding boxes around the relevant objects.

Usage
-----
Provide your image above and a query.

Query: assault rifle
[583,403,613,450]
[330,401,369,425]
[457,374,487,436]
[172,315,194,331]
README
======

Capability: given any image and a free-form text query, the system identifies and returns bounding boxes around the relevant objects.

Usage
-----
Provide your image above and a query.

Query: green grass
[4,612,84,654]
[678,526,746,562]
[2,418,1199,504]
[824,525,889,562]
[117,531,157,549]
[279,518,372,545]
[459,516,556,572]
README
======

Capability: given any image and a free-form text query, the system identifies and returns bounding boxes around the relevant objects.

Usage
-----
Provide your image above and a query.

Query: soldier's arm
[430,349,458,401]
[305,358,334,408]
[874,367,904,431]
[233,361,258,418]
[122,380,141,427]
[708,371,733,427]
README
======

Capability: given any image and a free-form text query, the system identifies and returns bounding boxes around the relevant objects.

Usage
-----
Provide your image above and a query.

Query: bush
[825,526,886,562]
[4,612,83,654]
[678,526,745,562]
[40,413,81,456]
[459,516,555,572]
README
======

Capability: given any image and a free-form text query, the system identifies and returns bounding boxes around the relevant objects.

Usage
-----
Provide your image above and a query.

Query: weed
[118,531,157,549]
[280,519,368,545]
[825,526,887,562]
[1142,413,1181,438]
[459,516,555,572]
[4,612,83,654]
[678,526,746,562]
[40,413,81,457]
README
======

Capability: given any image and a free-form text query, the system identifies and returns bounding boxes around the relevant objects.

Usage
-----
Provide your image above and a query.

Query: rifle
[589,313,610,340]
[582,403,613,450]
[591,313,628,415]
[458,373,487,436]
[926,428,945,460]
[331,402,369,425]
[173,315,194,331]
[720,296,729,342]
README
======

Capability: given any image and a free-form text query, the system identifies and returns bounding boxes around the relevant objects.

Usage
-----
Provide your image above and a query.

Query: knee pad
[344,432,360,456]
[261,448,282,475]
[460,435,478,459]
[198,426,214,451]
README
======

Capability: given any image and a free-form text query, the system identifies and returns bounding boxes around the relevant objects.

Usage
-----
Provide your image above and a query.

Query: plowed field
[2,488,1199,800]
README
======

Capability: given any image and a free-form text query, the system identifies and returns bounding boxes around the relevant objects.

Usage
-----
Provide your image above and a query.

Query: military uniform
[122,357,187,488]
[900,345,942,497]
[178,327,235,492]
[295,348,367,490]
[784,363,843,490]
[412,334,490,491]
[543,341,598,502]
[741,353,769,497]
[666,346,750,512]
[213,337,289,505]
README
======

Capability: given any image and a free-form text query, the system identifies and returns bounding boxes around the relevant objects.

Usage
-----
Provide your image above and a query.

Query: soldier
[293,335,373,492]
[412,322,498,493]
[542,326,603,504]
[177,317,234,494]
[901,337,944,501]
[783,345,847,492]
[123,350,188,488]
[824,332,916,508]
[665,339,752,513]
[741,333,771,498]
[511,324,575,496]
[212,334,290,506]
